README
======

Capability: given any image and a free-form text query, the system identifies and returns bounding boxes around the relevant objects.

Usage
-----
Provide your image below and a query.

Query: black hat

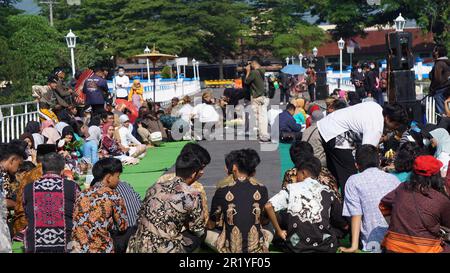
[53,67,65,75]
[47,75,59,84]
[36,144,57,158]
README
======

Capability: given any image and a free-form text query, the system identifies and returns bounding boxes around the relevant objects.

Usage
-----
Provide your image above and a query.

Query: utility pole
[40,1,57,27]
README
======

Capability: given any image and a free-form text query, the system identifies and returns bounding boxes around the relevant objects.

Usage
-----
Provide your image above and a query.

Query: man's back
[23,174,80,253]
[71,185,128,253]
[279,110,301,133]
[83,75,107,105]
[127,176,204,253]
[245,68,266,98]
[270,178,346,253]
[343,167,400,251]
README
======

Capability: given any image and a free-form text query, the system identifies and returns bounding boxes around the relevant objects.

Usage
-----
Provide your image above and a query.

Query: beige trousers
[251,96,270,140]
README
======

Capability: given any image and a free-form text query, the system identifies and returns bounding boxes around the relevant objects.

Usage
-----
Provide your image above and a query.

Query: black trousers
[355,87,366,99]
[91,104,105,116]
[182,230,205,253]
[321,135,358,195]
[280,88,290,103]
[308,84,316,102]
[111,226,138,253]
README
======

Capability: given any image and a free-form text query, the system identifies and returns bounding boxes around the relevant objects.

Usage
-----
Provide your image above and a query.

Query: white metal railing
[108,78,201,102]
[0,79,202,143]
[327,78,355,92]
[425,96,437,124]
[0,101,40,143]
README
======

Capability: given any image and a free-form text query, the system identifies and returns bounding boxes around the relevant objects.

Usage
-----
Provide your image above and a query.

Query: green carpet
[121,141,190,198]
[279,143,293,181]
[11,141,189,253]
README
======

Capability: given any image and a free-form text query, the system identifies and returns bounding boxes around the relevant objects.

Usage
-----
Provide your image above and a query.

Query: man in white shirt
[192,92,220,140]
[114,67,130,100]
[317,102,408,192]
[118,115,147,158]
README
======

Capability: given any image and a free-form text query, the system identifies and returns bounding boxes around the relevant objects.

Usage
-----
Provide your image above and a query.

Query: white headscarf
[86,126,102,146]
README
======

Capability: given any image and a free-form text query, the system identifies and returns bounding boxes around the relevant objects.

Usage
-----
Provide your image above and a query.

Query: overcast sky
[14,0,40,14]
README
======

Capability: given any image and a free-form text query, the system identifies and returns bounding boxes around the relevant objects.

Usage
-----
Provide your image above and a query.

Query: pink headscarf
[42,127,61,144]
[102,122,114,136]
[338,90,346,99]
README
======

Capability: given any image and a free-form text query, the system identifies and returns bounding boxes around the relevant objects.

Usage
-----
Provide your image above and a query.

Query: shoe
[280,102,284,105]
[258,138,271,143]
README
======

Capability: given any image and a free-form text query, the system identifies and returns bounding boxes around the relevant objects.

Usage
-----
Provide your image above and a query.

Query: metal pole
[339,49,343,88]
[49,1,54,27]
[153,61,156,102]
[70,47,76,77]
[193,63,197,80]
[146,58,151,85]
[196,63,200,80]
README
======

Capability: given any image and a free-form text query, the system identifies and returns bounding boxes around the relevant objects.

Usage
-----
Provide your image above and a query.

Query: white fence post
[0,101,39,143]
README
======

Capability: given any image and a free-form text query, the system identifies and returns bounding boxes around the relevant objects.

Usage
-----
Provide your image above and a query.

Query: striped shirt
[115,182,142,227]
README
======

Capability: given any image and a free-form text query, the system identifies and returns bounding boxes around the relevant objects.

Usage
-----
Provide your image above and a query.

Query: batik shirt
[282,167,342,201]
[157,173,209,224]
[70,184,128,253]
[0,168,17,201]
[23,174,80,253]
[270,177,347,253]
[127,176,205,253]
[13,164,43,235]
[209,178,270,253]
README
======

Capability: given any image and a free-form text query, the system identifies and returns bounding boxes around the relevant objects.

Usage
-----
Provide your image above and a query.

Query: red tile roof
[316,28,435,57]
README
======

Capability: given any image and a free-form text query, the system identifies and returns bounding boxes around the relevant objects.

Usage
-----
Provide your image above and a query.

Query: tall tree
[309,0,449,49]
[193,0,249,79]
[248,0,327,59]
[1,15,67,104]
[43,0,250,79]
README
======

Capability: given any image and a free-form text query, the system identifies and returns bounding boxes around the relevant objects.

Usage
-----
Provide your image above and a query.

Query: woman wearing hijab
[25,121,45,149]
[128,79,144,109]
[428,128,450,176]
[82,125,102,165]
[101,122,138,165]
[291,98,309,128]
[57,126,83,159]
[41,120,61,144]
[19,133,36,162]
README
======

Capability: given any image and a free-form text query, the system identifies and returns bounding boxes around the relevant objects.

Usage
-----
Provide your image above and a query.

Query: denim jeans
[82,140,99,165]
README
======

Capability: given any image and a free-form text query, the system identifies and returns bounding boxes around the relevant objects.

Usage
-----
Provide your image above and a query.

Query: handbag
[412,191,450,243]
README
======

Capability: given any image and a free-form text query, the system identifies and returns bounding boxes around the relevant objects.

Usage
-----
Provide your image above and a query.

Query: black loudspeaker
[315,57,326,72]
[315,85,328,100]
[386,32,414,70]
[400,100,424,125]
[316,72,327,86]
[388,70,416,103]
